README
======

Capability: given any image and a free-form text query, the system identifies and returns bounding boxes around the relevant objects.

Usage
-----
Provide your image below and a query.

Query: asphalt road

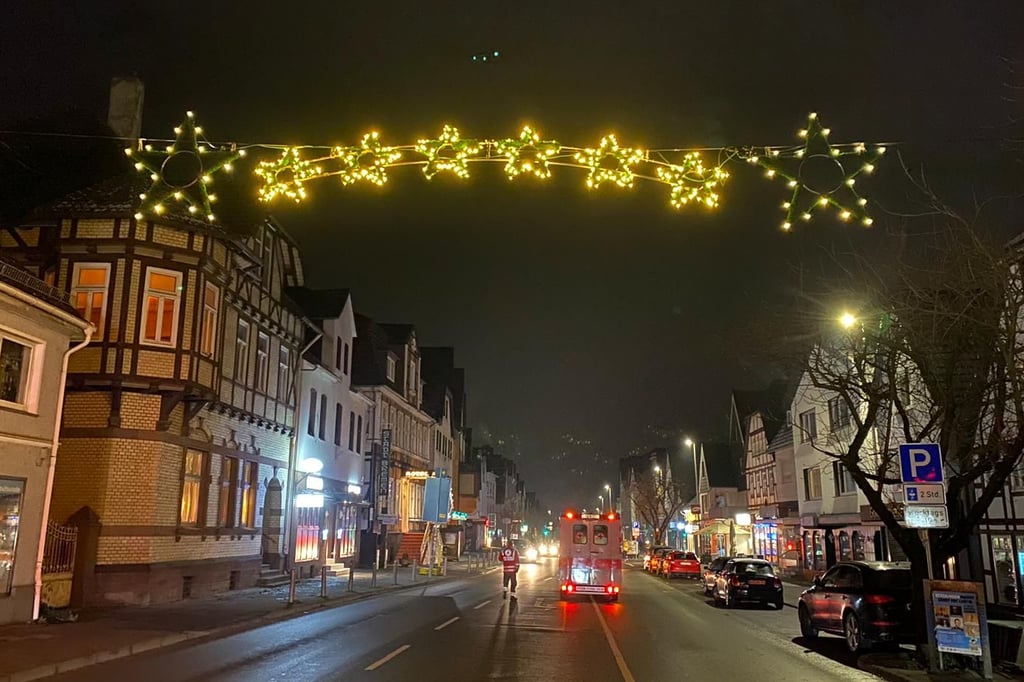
[51,560,881,682]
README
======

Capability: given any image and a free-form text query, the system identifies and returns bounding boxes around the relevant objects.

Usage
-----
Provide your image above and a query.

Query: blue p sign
[898,443,943,483]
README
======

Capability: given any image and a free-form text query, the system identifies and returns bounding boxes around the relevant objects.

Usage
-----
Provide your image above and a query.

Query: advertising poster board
[923,580,993,678]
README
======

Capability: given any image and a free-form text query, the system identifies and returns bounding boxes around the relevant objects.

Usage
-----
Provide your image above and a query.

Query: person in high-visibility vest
[500,539,520,600]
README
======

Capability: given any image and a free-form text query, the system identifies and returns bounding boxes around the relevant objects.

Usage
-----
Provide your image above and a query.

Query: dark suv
[798,561,914,652]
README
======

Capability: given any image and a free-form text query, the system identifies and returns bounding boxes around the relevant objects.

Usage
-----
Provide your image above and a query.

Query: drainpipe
[30,318,94,621]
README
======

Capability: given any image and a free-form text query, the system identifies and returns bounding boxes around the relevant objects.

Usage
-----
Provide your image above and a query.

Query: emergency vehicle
[557,510,623,601]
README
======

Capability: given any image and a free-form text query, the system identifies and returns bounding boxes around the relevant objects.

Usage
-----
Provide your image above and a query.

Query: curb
[857,661,916,682]
[0,565,492,682]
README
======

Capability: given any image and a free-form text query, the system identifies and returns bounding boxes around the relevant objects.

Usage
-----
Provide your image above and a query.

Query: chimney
[107,77,145,142]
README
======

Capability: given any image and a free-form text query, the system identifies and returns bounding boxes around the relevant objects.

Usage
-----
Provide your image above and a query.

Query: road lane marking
[473,600,491,609]
[435,616,460,630]
[543,576,554,582]
[364,644,411,671]
[591,600,637,682]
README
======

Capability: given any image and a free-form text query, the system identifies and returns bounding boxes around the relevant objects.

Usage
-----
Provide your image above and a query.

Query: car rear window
[573,524,588,544]
[683,552,698,561]
[670,552,685,559]
[736,562,775,576]
[593,525,609,545]
[869,568,912,590]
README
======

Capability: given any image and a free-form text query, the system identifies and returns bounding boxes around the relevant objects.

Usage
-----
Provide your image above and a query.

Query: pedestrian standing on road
[501,539,520,600]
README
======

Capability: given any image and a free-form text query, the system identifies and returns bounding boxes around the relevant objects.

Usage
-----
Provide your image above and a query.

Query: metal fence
[42,521,78,574]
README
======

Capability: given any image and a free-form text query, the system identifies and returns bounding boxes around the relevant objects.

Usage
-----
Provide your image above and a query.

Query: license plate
[748,579,765,585]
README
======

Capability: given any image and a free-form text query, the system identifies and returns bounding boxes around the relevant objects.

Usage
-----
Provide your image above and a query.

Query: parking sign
[898,443,944,483]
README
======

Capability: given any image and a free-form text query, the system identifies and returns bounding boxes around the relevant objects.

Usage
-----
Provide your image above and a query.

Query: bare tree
[630,470,690,545]
[789,206,1024,664]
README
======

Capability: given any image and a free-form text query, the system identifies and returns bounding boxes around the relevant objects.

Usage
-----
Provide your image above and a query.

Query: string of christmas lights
[118,112,887,229]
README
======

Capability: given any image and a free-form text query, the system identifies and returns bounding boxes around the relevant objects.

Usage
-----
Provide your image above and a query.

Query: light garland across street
[124,111,888,230]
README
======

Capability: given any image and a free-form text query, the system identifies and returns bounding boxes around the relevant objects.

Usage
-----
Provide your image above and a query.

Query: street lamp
[598,494,605,512]
[604,483,612,513]
[839,311,857,329]
[684,437,699,553]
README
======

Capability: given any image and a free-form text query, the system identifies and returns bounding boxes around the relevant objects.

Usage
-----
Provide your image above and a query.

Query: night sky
[3,2,1023,509]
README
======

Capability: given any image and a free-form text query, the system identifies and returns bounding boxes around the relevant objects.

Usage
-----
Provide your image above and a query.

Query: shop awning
[697,521,751,536]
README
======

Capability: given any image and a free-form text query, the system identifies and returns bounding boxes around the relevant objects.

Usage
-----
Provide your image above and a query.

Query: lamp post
[604,483,612,513]
[598,494,605,513]
[684,437,699,553]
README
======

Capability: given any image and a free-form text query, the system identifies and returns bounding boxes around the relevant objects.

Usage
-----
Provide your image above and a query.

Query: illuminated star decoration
[494,126,561,180]
[655,152,730,209]
[331,132,403,186]
[415,125,481,179]
[574,134,646,189]
[255,148,323,203]
[126,111,243,223]
[748,112,885,231]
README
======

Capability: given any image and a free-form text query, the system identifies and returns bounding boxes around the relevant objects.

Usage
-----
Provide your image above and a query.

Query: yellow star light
[750,112,885,231]
[415,125,481,179]
[495,126,561,180]
[574,135,646,189]
[655,152,730,209]
[126,111,242,223]
[255,148,323,203]
[332,132,403,186]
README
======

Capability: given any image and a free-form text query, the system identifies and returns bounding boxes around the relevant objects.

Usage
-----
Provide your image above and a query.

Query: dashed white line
[543,576,554,582]
[364,644,411,671]
[473,599,491,609]
[434,616,460,630]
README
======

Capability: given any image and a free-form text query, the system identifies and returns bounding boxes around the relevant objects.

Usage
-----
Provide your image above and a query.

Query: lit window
[0,333,34,409]
[0,478,25,596]
[200,282,219,356]
[141,268,182,346]
[240,461,257,527]
[218,456,239,527]
[803,467,822,500]
[234,320,250,381]
[70,263,110,334]
[180,450,206,526]
[256,333,270,392]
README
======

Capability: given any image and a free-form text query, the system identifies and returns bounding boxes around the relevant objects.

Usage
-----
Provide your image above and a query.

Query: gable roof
[379,323,414,345]
[27,171,265,237]
[284,287,351,320]
[352,313,393,387]
[702,441,743,488]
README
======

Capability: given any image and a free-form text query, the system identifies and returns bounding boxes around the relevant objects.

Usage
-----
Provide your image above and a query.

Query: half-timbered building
[1,174,307,605]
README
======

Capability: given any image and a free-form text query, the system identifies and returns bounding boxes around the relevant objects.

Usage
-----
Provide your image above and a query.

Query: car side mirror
[812,575,822,588]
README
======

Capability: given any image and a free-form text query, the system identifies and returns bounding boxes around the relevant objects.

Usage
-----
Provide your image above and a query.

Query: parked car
[798,561,914,653]
[643,544,667,569]
[702,555,731,594]
[648,547,673,574]
[713,558,784,609]
[661,551,702,579]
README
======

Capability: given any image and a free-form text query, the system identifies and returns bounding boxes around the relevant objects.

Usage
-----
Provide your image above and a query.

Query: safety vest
[501,548,520,573]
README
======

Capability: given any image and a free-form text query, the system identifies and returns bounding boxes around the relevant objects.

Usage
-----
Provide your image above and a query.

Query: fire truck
[557,510,623,601]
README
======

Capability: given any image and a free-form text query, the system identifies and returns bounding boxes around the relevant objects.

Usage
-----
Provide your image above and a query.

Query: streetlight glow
[684,437,693,447]
[839,312,857,329]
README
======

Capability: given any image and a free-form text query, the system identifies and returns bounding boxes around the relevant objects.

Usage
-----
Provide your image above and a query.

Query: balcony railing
[0,259,72,308]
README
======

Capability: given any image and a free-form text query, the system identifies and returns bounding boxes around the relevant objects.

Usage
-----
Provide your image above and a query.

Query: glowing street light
[839,312,857,329]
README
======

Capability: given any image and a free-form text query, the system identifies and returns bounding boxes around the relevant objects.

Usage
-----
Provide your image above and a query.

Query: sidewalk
[0,559,492,682]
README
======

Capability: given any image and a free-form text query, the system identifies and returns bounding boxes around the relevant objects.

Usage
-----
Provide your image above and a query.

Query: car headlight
[526,548,539,561]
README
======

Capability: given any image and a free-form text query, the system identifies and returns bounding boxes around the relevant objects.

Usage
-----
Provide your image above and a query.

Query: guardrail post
[288,568,297,605]
[393,558,399,585]
[372,549,379,588]
[412,559,418,582]
[320,565,328,598]
[347,567,354,592]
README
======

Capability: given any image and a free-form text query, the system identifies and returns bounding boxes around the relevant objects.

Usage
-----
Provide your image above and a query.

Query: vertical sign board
[422,476,452,523]
[378,429,392,517]
[923,580,992,677]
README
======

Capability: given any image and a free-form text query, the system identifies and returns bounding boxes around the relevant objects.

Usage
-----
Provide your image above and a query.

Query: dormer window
[386,355,396,381]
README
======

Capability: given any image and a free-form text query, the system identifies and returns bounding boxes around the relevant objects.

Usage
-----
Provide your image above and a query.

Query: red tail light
[729,575,740,587]
[613,586,620,593]
[773,578,782,589]
[607,512,616,520]
[566,584,575,593]
[865,594,895,605]
[606,585,614,594]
